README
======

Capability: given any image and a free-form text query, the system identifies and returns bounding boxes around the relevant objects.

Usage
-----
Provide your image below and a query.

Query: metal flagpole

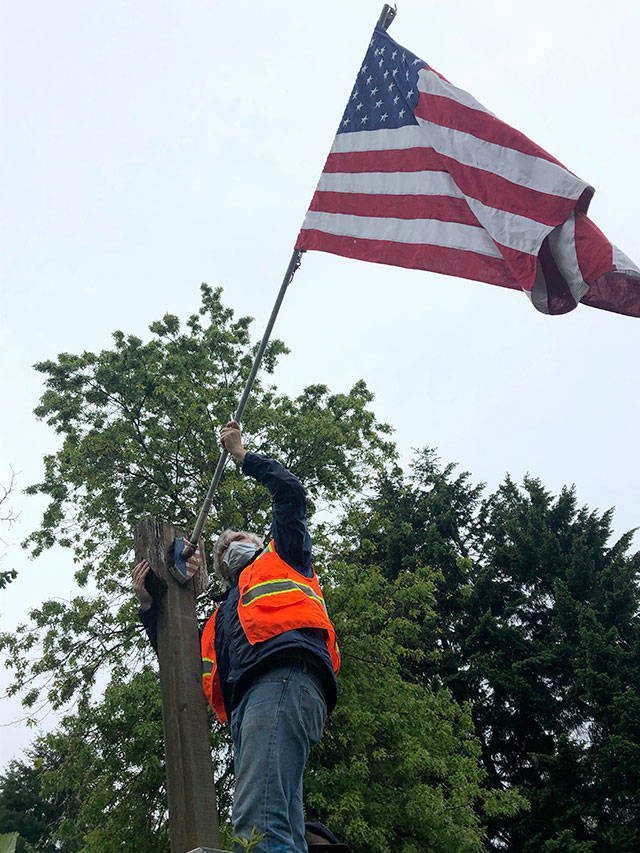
[179,3,397,565]
[180,248,303,561]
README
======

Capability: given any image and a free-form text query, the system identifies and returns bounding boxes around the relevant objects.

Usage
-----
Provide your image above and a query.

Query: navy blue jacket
[140,452,337,718]
[213,452,337,719]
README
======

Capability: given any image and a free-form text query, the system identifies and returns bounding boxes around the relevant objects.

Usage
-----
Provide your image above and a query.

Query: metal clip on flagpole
[173,249,304,571]
[377,3,397,30]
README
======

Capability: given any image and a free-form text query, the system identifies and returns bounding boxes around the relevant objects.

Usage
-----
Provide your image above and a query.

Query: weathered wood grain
[134,518,221,853]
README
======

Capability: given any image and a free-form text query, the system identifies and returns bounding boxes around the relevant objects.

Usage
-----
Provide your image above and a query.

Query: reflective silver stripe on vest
[202,659,213,677]
[241,579,327,613]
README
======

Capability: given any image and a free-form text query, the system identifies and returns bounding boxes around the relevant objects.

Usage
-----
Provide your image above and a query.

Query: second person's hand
[132,560,153,612]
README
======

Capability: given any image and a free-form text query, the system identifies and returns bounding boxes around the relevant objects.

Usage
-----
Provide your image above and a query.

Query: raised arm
[220,421,312,576]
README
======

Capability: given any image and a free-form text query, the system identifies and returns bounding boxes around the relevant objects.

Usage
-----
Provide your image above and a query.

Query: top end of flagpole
[377,3,397,31]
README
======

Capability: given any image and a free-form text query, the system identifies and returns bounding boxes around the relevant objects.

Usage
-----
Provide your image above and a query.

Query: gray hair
[212,528,264,588]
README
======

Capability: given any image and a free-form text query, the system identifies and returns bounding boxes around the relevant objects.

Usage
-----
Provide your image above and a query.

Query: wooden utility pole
[134,518,223,853]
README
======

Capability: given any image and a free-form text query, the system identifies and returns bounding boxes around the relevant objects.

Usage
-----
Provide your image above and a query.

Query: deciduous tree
[0,284,394,715]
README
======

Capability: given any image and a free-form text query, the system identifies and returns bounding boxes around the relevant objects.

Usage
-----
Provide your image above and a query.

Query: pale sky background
[1,0,639,768]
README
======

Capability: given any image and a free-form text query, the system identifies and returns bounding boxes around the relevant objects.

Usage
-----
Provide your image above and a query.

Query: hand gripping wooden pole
[134,519,224,853]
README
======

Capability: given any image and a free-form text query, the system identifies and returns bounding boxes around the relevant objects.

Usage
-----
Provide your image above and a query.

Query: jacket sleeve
[139,604,159,655]
[242,451,313,577]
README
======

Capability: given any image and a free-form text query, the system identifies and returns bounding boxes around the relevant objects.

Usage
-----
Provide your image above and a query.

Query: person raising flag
[133,420,340,851]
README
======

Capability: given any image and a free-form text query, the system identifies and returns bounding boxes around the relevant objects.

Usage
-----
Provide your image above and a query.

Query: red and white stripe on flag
[296,26,640,317]
[184,543,202,582]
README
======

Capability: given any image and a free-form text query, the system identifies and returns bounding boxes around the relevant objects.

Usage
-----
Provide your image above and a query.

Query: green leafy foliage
[0,668,234,852]
[0,285,394,713]
[36,668,168,852]
[307,558,525,852]
[0,743,71,852]
[342,450,640,850]
[233,825,266,850]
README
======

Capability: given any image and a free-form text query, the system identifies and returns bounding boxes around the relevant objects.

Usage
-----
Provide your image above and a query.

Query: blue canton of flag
[338,30,425,133]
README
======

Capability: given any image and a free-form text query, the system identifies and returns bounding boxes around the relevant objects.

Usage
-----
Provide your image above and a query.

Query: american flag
[296,25,640,317]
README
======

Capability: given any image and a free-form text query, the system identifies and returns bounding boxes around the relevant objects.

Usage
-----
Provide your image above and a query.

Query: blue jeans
[231,659,328,852]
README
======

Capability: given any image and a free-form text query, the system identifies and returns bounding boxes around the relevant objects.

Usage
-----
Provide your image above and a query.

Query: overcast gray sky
[2,0,639,767]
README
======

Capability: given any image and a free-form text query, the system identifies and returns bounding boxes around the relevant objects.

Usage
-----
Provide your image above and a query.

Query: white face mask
[223,540,258,577]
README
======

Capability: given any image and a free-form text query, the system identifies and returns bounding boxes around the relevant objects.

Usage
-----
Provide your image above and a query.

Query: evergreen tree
[342,451,640,850]
[306,557,524,852]
[0,743,73,852]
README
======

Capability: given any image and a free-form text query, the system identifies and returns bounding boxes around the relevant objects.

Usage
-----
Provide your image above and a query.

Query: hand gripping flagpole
[178,248,303,564]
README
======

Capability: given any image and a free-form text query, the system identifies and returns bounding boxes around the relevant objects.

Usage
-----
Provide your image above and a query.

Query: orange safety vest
[201,540,340,724]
